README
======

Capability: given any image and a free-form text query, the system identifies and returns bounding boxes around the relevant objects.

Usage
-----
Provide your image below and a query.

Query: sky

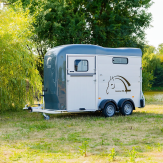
[145,0,163,48]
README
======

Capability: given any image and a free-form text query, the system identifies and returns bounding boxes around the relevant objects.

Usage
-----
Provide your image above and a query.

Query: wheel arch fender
[118,98,135,110]
[99,99,118,110]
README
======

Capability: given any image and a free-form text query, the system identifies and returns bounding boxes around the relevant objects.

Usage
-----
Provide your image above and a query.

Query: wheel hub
[124,104,132,114]
[106,105,115,116]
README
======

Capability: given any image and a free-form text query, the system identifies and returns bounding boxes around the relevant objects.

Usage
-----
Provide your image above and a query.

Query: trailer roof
[46,44,142,57]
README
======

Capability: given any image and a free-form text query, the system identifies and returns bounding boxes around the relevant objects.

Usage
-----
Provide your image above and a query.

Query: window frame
[112,57,128,64]
[74,59,89,72]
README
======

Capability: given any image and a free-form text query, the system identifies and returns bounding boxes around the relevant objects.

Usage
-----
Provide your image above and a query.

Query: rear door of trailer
[66,54,97,111]
[97,55,141,107]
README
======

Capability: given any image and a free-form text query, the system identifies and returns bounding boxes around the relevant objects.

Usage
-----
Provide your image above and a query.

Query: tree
[7,0,153,80]
[142,71,154,91]
[78,0,153,48]
[32,0,91,47]
[143,45,156,54]
[153,65,163,87]
[8,0,92,78]
[0,6,42,112]
[142,45,161,90]
[152,43,163,87]
[8,0,153,48]
[8,0,152,80]
[142,49,159,73]
[157,43,163,55]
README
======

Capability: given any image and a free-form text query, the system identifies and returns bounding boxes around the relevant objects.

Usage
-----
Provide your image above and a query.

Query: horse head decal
[106,75,131,94]
[106,76,115,94]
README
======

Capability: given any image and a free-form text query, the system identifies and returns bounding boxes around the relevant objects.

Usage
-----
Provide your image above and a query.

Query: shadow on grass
[42,107,163,119]
[1,108,163,120]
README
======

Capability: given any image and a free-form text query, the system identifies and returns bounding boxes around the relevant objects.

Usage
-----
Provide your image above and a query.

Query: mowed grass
[1,102,163,162]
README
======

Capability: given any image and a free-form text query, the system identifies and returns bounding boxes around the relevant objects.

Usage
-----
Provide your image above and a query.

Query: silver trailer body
[24,44,145,118]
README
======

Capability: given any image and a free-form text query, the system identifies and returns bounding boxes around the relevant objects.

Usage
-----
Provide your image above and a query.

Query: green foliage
[142,44,163,90]
[0,6,42,112]
[153,64,163,87]
[35,55,44,79]
[142,72,154,91]
[8,0,153,48]
[152,43,163,87]
[32,0,91,47]
[150,87,163,91]
[7,0,153,79]
[129,147,137,162]
[143,45,157,55]
[142,45,160,91]
[79,141,88,157]
[142,49,160,73]
[108,148,116,161]
[79,0,153,48]
[157,43,163,55]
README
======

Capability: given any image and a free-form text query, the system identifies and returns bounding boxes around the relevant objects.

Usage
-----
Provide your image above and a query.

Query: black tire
[120,101,133,116]
[44,115,50,120]
[102,102,116,117]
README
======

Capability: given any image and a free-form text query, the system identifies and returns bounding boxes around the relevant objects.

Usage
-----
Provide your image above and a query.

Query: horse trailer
[23,44,145,119]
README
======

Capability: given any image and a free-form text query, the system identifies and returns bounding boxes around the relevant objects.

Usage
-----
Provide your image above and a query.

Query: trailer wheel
[120,101,133,116]
[44,115,50,120]
[102,102,116,117]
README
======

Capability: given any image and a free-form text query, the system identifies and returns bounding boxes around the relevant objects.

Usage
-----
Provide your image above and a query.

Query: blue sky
[145,0,163,48]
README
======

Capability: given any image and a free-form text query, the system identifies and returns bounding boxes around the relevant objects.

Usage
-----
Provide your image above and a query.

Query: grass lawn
[1,102,163,162]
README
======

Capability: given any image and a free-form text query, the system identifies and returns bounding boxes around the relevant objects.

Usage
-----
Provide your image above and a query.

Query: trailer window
[112,57,128,64]
[74,60,88,72]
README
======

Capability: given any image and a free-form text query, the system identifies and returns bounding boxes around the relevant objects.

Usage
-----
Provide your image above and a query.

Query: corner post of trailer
[95,55,99,110]
[42,90,50,120]
[43,90,45,110]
